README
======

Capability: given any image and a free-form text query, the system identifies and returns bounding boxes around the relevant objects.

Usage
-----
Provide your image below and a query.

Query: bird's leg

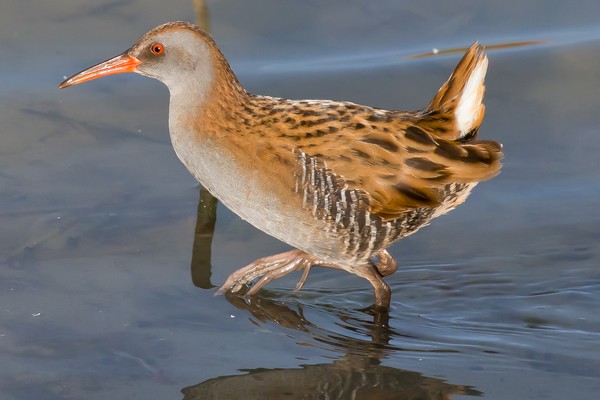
[217,250,343,296]
[372,249,398,277]
[217,249,393,309]
[352,263,392,310]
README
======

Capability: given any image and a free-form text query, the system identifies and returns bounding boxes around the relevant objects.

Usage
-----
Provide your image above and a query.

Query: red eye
[150,43,164,55]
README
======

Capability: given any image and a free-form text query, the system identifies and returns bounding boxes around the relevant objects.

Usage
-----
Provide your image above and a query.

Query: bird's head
[60,22,222,100]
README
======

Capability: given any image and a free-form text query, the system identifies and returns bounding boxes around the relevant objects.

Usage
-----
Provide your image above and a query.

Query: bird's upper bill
[59,51,141,89]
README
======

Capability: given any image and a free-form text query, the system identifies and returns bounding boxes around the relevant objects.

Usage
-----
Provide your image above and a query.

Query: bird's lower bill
[59,52,141,89]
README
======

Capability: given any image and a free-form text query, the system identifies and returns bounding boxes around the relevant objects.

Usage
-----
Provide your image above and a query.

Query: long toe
[217,250,316,295]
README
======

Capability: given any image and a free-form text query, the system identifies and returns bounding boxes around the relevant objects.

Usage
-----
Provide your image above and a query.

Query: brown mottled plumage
[60,22,503,309]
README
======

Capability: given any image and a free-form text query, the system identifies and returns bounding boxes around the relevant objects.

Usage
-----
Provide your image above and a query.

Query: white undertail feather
[455,53,488,137]
[425,43,489,140]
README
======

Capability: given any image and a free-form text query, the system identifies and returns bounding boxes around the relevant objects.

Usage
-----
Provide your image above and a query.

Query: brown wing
[296,43,501,221]
[300,122,502,221]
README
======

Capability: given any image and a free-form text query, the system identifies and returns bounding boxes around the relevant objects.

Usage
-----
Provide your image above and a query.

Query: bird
[60,21,502,309]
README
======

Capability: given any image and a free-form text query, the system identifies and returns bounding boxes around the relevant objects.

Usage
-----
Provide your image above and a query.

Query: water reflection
[187,189,481,399]
[189,296,480,398]
[189,187,218,289]
[182,358,480,399]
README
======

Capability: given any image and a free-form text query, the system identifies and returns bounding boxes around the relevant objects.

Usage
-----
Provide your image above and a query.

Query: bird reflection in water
[185,187,481,400]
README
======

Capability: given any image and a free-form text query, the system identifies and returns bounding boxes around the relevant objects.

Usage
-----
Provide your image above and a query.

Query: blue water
[1,1,599,399]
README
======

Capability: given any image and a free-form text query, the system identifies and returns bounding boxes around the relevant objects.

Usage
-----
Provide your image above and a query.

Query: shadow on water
[186,187,482,399]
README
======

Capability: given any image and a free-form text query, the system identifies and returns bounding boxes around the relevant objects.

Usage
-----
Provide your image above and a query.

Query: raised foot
[216,249,393,309]
[216,250,329,296]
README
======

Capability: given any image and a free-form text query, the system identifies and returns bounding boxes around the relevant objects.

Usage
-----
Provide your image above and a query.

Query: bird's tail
[412,43,502,183]
[419,43,488,141]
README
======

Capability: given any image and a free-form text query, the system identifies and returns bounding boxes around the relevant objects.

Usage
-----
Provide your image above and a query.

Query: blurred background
[1,0,599,399]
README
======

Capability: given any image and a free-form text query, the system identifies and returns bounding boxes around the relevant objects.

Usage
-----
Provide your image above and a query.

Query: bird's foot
[217,249,393,310]
[217,250,331,296]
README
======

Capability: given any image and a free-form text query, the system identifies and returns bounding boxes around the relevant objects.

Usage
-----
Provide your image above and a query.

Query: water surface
[1,1,599,399]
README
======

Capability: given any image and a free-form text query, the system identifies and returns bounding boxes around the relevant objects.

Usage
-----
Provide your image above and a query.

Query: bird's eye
[150,43,164,55]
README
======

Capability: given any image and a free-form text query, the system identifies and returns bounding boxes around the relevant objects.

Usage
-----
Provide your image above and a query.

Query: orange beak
[59,51,141,89]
